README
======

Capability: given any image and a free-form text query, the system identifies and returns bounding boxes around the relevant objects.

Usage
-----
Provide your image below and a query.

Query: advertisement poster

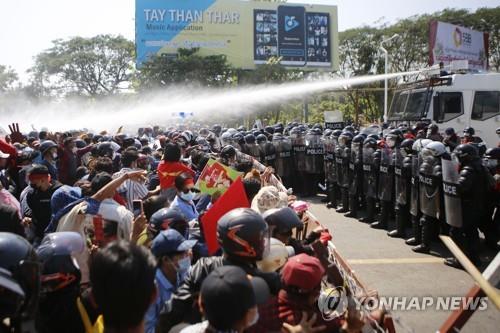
[135,0,338,70]
[195,159,242,195]
[429,21,489,70]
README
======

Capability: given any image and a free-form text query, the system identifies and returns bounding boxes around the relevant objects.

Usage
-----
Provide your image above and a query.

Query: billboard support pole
[380,34,399,123]
[303,98,309,124]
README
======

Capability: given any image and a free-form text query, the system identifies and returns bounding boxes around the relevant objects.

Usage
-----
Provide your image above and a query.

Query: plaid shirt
[248,290,343,333]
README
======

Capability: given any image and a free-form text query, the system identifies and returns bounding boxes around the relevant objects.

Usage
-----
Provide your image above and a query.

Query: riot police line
[247,123,500,270]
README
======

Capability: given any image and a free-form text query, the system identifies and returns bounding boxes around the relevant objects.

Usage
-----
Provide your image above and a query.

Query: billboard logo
[284,16,300,32]
[453,27,472,48]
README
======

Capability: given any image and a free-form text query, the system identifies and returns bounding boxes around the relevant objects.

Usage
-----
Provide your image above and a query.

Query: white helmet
[412,138,432,152]
[256,238,295,273]
[424,141,447,157]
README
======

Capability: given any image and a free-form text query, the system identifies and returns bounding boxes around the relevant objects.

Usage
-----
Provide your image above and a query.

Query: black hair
[90,172,113,195]
[75,166,89,180]
[163,143,181,162]
[143,195,170,221]
[94,157,114,174]
[242,178,261,202]
[174,173,193,191]
[121,149,139,168]
[90,241,156,331]
[29,164,50,176]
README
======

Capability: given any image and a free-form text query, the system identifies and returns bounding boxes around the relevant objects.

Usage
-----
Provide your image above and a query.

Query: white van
[388,72,500,147]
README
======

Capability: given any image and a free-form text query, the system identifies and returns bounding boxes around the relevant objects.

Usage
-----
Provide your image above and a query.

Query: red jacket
[157,160,195,189]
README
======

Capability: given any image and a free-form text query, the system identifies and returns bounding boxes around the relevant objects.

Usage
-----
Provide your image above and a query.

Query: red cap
[281,253,325,291]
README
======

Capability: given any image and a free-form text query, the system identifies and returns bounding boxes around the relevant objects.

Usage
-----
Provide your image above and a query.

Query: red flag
[201,177,250,254]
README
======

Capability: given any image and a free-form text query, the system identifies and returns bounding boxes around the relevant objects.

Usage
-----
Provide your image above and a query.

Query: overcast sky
[0,0,497,80]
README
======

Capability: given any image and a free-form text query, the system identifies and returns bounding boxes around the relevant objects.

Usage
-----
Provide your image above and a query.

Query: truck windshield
[389,89,429,120]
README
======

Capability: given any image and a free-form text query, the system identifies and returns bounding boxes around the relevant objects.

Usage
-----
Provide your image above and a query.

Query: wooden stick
[439,235,500,310]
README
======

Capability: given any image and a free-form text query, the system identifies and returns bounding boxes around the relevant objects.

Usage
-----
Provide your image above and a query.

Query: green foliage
[136,48,235,88]
[29,35,135,97]
[0,65,18,92]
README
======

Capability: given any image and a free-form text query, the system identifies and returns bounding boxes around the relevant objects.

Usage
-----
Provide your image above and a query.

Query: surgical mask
[247,310,259,328]
[176,257,191,278]
[72,147,78,154]
[486,159,498,169]
[180,191,195,202]
[52,152,58,159]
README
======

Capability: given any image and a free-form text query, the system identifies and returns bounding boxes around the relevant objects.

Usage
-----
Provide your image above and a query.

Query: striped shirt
[113,168,148,211]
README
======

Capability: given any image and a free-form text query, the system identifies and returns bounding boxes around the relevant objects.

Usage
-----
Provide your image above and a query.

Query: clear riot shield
[377,146,394,202]
[409,154,420,216]
[362,147,377,199]
[305,133,324,174]
[419,156,440,219]
[292,133,307,172]
[394,148,407,206]
[441,159,463,228]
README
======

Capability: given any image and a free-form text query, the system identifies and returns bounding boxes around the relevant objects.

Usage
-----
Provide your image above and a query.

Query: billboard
[429,21,489,70]
[135,0,338,70]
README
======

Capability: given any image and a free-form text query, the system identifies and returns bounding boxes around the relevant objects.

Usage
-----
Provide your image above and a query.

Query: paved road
[307,197,499,333]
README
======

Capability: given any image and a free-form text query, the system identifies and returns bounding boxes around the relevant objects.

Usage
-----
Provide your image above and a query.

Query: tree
[136,48,235,89]
[29,35,135,97]
[0,65,18,92]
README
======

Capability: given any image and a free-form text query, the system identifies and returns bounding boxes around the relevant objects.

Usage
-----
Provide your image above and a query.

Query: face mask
[247,310,259,328]
[180,191,195,202]
[486,159,498,169]
[52,152,58,160]
[176,257,191,278]
[72,147,78,154]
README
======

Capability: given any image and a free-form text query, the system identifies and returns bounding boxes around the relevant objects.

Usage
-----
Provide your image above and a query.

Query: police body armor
[441,158,463,228]
[335,145,344,187]
[274,137,293,178]
[419,155,441,219]
[292,132,307,173]
[263,142,277,168]
[363,148,378,199]
[377,146,394,202]
[340,146,351,189]
[324,136,336,183]
[394,148,410,206]
[409,154,421,217]
[348,144,363,195]
[305,132,324,174]
[245,143,261,161]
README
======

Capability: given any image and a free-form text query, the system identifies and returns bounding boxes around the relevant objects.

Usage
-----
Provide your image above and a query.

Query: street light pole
[380,34,399,123]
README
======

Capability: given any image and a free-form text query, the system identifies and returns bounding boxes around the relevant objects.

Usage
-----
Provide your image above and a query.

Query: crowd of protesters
[0,122,391,333]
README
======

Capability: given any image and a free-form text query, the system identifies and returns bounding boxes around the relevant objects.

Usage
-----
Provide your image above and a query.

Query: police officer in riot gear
[389,138,414,238]
[327,130,343,209]
[290,126,307,195]
[444,144,487,268]
[273,132,294,188]
[336,131,353,213]
[360,136,379,223]
[346,134,365,218]
[304,128,324,197]
[256,133,268,164]
[406,139,432,246]
[413,141,447,253]
[322,129,334,206]
[371,130,398,229]
[244,134,261,161]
